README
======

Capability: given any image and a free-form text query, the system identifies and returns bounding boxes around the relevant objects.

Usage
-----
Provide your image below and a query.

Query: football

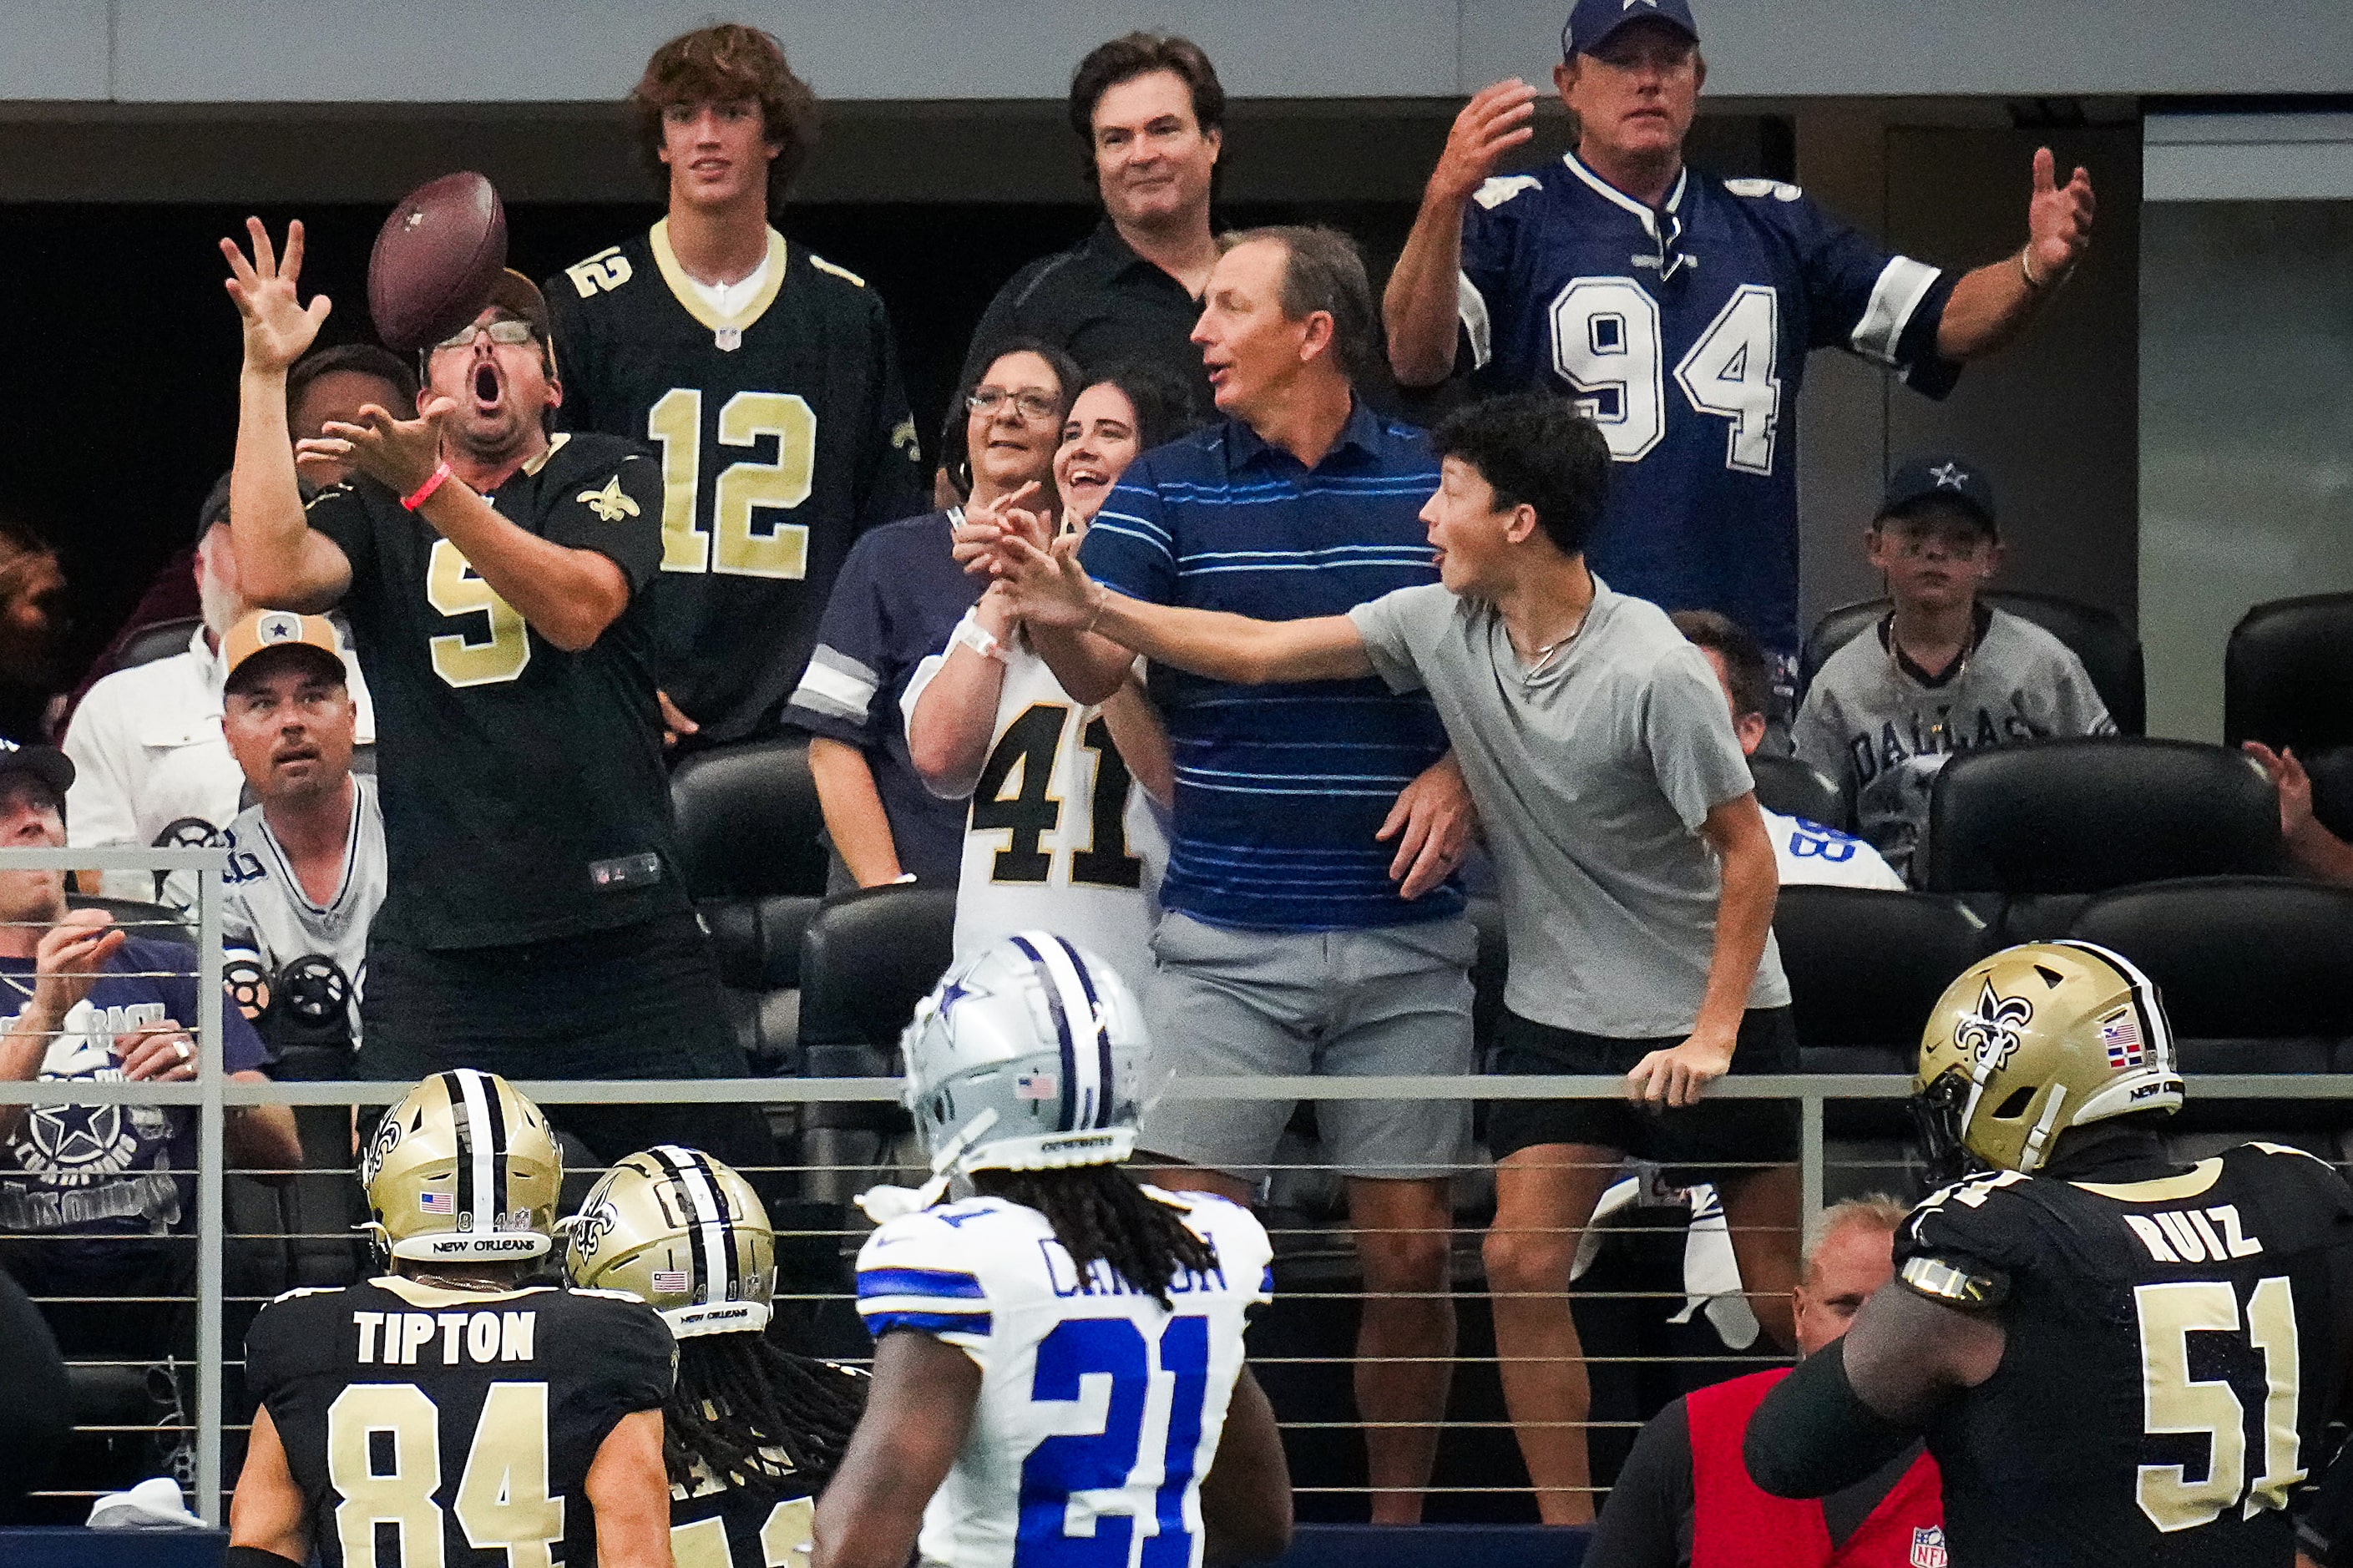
[367,170,509,352]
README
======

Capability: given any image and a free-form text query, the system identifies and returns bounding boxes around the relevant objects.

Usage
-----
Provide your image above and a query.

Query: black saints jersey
[244,1276,676,1568]
[1895,1141,2353,1565]
[304,433,689,949]
[548,222,927,744]
[665,1369,862,1568]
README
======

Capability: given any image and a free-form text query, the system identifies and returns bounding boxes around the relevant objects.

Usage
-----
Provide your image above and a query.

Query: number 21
[1018,1315,1210,1568]
[1548,277,1781,475]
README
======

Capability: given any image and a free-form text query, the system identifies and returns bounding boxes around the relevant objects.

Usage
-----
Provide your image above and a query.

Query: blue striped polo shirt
[1080,399,1461,930]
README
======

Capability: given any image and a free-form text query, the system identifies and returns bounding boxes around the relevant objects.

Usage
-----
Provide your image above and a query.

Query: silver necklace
[1517,608,1591,687]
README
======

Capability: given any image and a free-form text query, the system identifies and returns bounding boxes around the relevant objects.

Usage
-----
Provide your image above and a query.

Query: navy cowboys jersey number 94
[548,220,927,744]
[1459,154,1961,655]
[1895,1142,2353,1565]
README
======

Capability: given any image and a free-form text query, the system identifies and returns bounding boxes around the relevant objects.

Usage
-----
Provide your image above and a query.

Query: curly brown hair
[630,23,821,214]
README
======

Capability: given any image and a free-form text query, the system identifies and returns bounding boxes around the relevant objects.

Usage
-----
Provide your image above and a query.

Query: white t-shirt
[220,774,386,1046]
[1764,807,1905,891]
[902,639,1167,999]
[63,625,377,908]
[854,1188,1272,1568]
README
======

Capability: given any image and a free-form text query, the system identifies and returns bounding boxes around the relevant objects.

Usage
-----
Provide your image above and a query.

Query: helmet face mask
[564,1145,775,1337]
[362,1070,564,1264]
[1911,941,2183,1179]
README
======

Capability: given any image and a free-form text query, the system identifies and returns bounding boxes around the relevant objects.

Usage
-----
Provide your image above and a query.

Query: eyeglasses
[967,388,1061,422]
[433,318,537,353]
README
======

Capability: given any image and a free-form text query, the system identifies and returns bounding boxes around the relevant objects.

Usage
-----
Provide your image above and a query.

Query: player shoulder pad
[807,252,868,289]
[1897,1168,2034,1291]
[1723,177,1806,203]
[2245,1140,2339,1169]
[857,1208,994,1343]
[263,1285,341,1307]
[1472,175,1542,210]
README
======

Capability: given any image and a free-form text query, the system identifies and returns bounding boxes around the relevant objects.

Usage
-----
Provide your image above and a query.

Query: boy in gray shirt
[983,392,1794,1526]
[1794,455,2113,881]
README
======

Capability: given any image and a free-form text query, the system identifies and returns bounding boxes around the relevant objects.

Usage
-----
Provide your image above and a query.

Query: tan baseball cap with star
[222,609,350,694]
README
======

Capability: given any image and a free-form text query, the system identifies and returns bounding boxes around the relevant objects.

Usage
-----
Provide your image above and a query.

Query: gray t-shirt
[1349,578,1789,1038]
[1791,606,2115,881]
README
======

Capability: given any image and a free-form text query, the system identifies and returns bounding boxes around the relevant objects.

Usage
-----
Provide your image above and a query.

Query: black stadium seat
[2225,594,2353,841]
[1920,738,2281,941]
[794,883,956,1206]
[100,615,203,680]
[2067,877,2353,1136]
[1775,886,1991,1139]
[1800,591,2146,735]
[1749,753,1845,831]
[670,736,829,1070]
[2224,592,2353,754]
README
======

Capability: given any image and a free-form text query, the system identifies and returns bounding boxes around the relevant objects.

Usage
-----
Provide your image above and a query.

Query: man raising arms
[1384,0,2096,690]
[220,221,774,1177]
[553,23,926,748]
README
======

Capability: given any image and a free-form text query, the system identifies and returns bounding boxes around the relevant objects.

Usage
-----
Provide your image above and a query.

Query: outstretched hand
[994,531,1100,632]
[220,216,331,373]
[2025,148,2095,285]
[298,397,455,498]
[954,479,1054,576]
[1429,78,1541,206]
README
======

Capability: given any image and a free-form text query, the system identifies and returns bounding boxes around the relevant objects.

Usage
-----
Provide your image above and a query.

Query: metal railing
[6,849,2352,1524]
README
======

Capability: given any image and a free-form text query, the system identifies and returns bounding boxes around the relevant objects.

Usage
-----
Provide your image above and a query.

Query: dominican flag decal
[2100,1009,2146,1069]
[1910,1526,1947,1568]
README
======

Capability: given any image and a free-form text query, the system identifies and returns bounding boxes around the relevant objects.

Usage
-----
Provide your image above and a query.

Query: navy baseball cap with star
[1564,0,1700,59]
[1880,453,1999,535]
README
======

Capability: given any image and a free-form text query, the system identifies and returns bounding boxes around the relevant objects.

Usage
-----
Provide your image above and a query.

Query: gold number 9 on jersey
[427,538,532,688]
[649,387,817,579]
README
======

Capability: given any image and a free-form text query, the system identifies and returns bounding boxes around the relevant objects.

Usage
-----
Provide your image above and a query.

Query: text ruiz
[354,1310,537,1365]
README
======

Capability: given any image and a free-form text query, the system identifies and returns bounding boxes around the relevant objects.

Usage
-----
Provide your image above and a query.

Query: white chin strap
[856,1109,1000,1224]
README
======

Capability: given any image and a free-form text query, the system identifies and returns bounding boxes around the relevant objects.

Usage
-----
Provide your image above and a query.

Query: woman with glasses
[899,365,1202,997]
[783,341,1080,890]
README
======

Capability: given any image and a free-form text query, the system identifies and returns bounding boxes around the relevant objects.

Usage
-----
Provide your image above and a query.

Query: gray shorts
[1138,911,1477,1182]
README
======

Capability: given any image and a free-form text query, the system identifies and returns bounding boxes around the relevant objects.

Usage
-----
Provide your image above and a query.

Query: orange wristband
[402,461,454,512]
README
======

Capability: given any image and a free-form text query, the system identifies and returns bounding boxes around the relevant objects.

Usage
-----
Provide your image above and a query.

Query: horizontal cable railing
[8,850,2351,1519]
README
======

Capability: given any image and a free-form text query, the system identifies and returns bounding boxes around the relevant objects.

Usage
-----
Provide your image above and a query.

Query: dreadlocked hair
[662,1333,867,1498]
[972,1166,1220,1303]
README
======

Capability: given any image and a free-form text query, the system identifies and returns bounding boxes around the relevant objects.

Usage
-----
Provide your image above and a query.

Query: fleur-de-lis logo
[570,1196,618,1255]
[575,477,640,522]
[1953,979,2033,1070]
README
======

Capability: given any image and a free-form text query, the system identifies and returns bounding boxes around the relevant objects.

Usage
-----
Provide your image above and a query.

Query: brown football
[367,171,508,352]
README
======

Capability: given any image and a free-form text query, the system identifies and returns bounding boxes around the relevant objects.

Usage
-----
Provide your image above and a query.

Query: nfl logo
[2101,1012,2145,1069]
[1015,1071,1058,1101]
[650,1270,690,1294]
[1910,1526,1947,1568]
[418,1191,453,1215]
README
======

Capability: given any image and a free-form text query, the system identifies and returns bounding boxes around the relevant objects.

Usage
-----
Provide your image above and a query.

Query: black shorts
[1484,1006,1800,1181]
[357,911,776,1177]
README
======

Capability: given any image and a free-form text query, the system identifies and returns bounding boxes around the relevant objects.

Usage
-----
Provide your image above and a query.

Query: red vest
[1688,1367,1946,1568]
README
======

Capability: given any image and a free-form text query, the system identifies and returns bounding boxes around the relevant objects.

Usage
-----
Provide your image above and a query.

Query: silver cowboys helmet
[867,933,1147,1219]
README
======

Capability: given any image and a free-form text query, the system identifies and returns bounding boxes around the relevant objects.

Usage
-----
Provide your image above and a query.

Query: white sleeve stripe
[1849,255,1942,367]
[1456,271,1493,372]
[792,657,876,722]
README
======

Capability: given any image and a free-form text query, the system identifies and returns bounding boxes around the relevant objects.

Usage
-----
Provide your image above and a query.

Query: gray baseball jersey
[220,775,385,1047]
[1791,606,2113,881]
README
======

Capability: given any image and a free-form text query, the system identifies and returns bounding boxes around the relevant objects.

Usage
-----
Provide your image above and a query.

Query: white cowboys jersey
[855,1186,1273,1568]
[220,775,386,1046]
[1763,807,1905,891]
[902,645,1167,999]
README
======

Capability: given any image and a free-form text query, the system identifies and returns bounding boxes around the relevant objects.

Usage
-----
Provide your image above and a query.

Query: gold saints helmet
[1914,940,2182,1182]
[361,1070,564,1262]
[564,1146,776,1337]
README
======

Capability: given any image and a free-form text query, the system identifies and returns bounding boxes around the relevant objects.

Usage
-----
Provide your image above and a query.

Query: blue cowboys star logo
[1930,462,1969,490]
[1953,979,2033,1070]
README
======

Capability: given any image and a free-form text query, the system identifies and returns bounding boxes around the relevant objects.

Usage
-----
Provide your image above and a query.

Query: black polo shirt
[956,220,1207,405]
